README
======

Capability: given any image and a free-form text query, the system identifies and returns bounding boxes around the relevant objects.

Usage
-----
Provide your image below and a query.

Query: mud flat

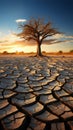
[0,55,73,130]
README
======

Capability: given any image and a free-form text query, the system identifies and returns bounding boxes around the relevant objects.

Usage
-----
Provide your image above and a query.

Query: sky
[0,0,73,53]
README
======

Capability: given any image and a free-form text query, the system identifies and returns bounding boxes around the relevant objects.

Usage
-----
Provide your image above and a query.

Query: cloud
[16,19,27,23]
[0,30,73,53]
[43,33,73,47]
[0,40,8,43]
[0,32,73,46]
[0,33,20,44]
[52,34,73,39]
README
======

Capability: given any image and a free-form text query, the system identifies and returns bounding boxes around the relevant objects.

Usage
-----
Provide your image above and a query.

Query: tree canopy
[17,18,60,56]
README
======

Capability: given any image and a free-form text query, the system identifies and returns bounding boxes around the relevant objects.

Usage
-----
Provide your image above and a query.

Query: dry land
[0,55,73,130]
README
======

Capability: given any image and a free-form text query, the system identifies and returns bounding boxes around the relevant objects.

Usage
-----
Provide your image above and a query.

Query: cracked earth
[0,55,73,130]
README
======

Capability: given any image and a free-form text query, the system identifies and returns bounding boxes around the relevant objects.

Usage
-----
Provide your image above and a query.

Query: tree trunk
[36,42,42,56]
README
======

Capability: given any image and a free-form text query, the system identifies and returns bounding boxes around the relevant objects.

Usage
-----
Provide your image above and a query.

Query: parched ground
[0,55,73,130]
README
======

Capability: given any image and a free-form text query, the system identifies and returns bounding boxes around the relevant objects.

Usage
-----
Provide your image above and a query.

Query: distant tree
[58,50,63,54]
[2,51,8,55]
[70,50,73,53]
[17,18,60,56]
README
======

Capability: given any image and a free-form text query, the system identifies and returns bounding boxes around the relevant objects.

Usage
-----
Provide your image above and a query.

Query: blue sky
[0,0,73,52]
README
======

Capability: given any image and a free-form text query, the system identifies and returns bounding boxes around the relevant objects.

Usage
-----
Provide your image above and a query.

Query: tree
[70,50,73,53]
[2,51,8,55]
[17,18,59,56]
[58,50,63,54]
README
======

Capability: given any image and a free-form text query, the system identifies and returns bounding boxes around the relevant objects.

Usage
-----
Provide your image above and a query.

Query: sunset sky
[0,0,73,53]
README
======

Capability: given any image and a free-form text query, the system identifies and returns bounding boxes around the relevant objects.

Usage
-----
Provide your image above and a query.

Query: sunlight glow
[10,46,24,52]
[4,45,36,53]
[0,33,73,53]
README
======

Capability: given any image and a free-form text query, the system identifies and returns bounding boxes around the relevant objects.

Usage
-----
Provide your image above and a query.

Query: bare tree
[17,18,59,56]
